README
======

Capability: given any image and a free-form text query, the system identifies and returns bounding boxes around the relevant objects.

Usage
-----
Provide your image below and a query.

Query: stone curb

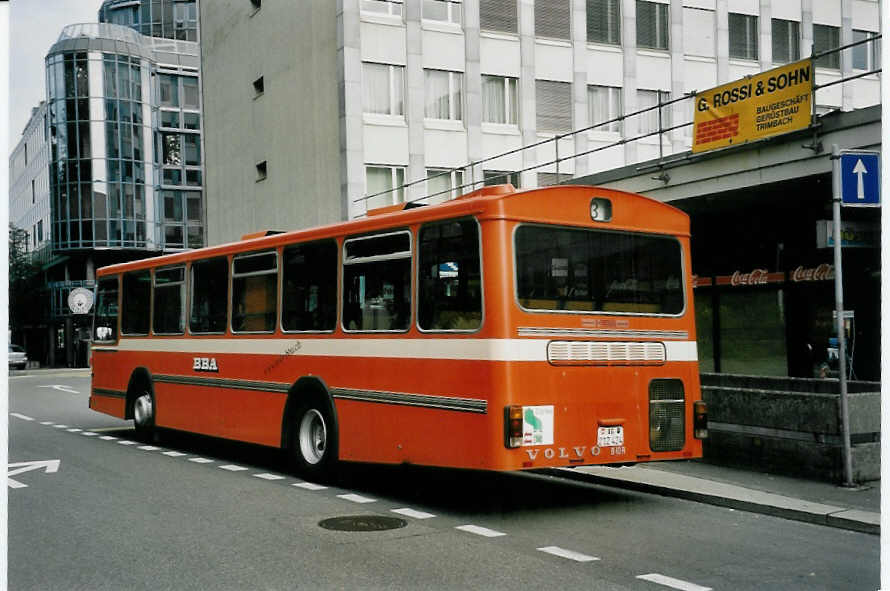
[542,467,879,536]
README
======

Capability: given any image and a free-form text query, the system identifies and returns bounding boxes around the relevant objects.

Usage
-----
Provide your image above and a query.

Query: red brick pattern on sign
[695,113,739,145]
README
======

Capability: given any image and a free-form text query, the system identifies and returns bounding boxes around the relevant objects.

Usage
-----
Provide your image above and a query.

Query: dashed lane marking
[293,482,327,491]
[10,413,34,421]
[636,574,712,591]
[391,508,436,520]
[117,440,138,446]
[338,493,376,504]
[137,445,161,451]
[188,457,214,464]
[455,525,507,538]
[81,432,99,436]
[66,428,82,432]
[99,436,118,440]
[219,465,249,472]
[39,421,53,425]
[537,546,600,562]
[52,425,68,429]
[162,451,187,457]
[253,473,286,480]
[89,426,133,432]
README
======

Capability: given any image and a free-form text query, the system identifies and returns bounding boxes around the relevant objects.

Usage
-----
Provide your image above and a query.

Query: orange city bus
[89,184,707,478]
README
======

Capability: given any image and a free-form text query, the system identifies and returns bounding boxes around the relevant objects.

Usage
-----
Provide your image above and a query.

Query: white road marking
[162,451,186,457]
[455,525,506,538]
[66,428,82,432]
[253,473,285,480]
[8,459,61,489]
[99,436,118,440]
[537,546,599,562]
[10,413,34,421]
[219,464,249,471]
[81,432,99,437]
[137,445,161,451]
[40,421,53,425]
[188,457,214,464]
[337,493,376,504]
[53,424,68,429]
[90,426,132,432]
[293,482,327,491]
[117,440,138,446]
[38,384,80,394]
[636,574,712,591]
[391,508,435,520]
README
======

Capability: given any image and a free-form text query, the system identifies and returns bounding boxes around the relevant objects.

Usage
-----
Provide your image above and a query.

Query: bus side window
[153,266,186,335]
[232,251,278,333]
[94,276,120,342]
[418,218,482,331]
[342,231,412,332]
[190,256,229,333]
[282,240,337,332]
[121,270,151,335]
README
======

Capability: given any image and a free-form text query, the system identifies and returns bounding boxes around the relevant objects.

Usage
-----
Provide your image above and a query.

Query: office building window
[853,30,880,71]
[363,63,405,117]
[587,0,621,45]
[424,70,463,121]
[484,170,520,187]
[637,89,671,135]
[480,0,518,34]
[637,0,669,50]
[536,80,572,134]
[588,85,622,133]
[423,0,461,24]
[535,0,570,40]
[772,19,800,64]
[482,75,518,125]
[366,165,406,209]
[253,76,264,97]
[256,160,267,181]
[814,24,840,69]
[729,13,758,60]
[361,0,403,17]
[426,168,465,201]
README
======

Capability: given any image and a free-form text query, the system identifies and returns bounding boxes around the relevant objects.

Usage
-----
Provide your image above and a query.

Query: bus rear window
[94,277,119,342]
[515,225,684,315]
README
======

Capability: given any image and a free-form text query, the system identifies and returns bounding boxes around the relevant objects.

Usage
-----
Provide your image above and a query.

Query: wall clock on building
[68,287,95,315]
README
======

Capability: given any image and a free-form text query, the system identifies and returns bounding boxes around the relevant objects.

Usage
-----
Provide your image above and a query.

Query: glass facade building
[100,0,199,42]
[45,22,203,254]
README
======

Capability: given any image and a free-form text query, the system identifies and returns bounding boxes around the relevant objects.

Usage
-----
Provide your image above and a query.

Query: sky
[9,0,106,145]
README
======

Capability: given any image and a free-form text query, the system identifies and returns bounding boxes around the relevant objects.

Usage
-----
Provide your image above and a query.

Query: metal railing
[354,35,881,211]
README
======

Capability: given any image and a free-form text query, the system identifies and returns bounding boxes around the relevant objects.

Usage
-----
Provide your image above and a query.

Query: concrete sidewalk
[547,460,880,535]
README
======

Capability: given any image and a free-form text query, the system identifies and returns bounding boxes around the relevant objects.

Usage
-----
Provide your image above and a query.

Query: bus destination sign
[692,58,813,154]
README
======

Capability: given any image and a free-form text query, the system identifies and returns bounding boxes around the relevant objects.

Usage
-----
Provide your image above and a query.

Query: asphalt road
[8,371,880,590]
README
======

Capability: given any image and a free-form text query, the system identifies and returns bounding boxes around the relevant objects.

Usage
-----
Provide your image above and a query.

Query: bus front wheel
[291,399,337,481]
[133,389,155,442]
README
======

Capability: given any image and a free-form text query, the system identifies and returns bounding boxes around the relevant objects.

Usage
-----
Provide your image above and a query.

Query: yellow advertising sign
[692,59,813,154]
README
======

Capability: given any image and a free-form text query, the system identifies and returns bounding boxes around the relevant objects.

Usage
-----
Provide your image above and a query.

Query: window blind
[480,0,518,33]
[771,19,799,64]
[535,0,571,40]
[587,0,620,45]
[536,80,572,134]
[729,13,758,60]
[637,1,668,50]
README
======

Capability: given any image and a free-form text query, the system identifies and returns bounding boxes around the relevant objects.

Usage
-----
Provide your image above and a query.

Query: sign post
[831,146,881,488]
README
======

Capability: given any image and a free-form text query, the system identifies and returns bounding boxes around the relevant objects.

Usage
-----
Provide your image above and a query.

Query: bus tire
[128,373,156,443]
[290,396,338,481]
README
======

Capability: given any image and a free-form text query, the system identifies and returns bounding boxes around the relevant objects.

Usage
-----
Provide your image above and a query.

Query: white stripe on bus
[98,338,698,363]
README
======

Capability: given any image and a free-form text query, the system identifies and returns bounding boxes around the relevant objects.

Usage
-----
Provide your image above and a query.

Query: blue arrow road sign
[839,150,880,206]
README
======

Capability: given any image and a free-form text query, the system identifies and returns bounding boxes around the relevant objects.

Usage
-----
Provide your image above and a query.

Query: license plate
[597,426,624,447]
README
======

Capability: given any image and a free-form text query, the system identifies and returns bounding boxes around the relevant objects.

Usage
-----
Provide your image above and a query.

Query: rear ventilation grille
[547,340,666,365]
[649,379,685,452]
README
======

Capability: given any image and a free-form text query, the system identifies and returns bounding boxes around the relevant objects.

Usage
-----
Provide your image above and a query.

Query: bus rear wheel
[291,399,337,481]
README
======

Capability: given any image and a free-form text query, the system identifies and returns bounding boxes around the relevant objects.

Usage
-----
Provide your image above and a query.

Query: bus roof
[96,184,689,277]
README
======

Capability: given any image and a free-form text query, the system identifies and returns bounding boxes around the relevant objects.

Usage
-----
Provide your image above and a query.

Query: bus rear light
[693,400,708,439]
[506,405,523,448]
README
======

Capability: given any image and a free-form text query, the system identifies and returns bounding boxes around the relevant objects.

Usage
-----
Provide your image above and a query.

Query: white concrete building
[9,102,51,259]
[200,0,881,244]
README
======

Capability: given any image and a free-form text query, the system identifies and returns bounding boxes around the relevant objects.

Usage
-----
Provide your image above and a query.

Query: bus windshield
[515,224,684,315]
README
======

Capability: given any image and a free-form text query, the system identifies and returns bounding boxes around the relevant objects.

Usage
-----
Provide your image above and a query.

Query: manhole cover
[319,515,407,532]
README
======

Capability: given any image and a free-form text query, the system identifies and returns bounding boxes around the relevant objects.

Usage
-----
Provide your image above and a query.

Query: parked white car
[9,345,28,370]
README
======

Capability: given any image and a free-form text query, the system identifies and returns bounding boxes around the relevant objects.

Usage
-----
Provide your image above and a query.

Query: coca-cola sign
[791,264,834,282]
[730,268,769,286]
